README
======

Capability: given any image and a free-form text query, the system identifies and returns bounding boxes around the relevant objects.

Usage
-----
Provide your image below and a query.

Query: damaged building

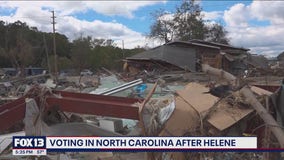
[125,40,249,76]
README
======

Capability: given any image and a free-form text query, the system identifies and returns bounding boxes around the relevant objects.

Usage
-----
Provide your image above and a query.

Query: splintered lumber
[201,64,236,85]
[240,86,284,148]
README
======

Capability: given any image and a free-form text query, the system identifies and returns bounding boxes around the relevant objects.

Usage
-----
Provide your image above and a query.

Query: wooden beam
[240,86,284,148]
[201,64,237,86]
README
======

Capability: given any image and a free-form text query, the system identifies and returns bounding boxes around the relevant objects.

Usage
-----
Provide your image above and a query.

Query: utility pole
[122,40,124,58]
[51,10,58,83]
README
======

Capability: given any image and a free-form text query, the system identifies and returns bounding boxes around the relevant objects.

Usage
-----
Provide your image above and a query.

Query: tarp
[127,45,196,71]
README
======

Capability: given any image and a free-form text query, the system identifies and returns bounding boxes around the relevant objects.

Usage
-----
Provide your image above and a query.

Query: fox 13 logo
[13,136,46,149]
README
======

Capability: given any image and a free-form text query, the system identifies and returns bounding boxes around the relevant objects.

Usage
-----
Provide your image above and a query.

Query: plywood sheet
[176,82,219,115]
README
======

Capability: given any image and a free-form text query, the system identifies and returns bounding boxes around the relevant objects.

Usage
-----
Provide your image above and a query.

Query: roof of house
[166,40,220,50]
[127,45,197,71]
[189,39,250,52]
[126,40,249,71]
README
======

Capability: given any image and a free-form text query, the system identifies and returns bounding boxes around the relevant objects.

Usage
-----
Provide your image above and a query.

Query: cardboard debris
[207,102,253,131]
[176,82,219,116]
[175,82,254,132]
[159,95,200,136]
[157,95,200,160]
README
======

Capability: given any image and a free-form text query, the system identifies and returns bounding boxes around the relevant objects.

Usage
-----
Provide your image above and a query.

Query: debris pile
[0,64,283,160]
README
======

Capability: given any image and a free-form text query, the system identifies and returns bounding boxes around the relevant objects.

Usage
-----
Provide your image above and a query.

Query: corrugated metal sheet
[127,45,196,71]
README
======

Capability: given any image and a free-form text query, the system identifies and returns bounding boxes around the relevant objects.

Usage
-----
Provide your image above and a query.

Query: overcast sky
[0,1,284,57]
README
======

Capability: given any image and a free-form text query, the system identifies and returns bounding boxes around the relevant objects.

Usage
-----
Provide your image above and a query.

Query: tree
[205,23,229,44]
[173,0,207,41]
[8,34,34,76]
[148,0,229,44]
[54,33,71,58]
[0,21,73,69]
[71,36,92,72]
[149,9,174,43]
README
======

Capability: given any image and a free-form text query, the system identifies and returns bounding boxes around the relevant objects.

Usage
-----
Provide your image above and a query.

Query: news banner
[12,136,257,155]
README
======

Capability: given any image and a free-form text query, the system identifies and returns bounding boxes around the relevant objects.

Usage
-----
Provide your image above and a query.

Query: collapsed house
[125,40,249,76]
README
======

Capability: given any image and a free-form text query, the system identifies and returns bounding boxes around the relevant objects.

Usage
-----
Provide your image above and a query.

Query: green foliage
[10,35,34,68]
[173,0,206,40]
[206,23,229,44]
[149,9,174,43]
[0,20,71,69]
[0,47,10,67]
[48,55,72,71]
[54,33,71,58]
[91,45,127,71]
[149,0,229,44]
[87,42,144,71]
[71,36,93,72]
[0,20,143,72]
